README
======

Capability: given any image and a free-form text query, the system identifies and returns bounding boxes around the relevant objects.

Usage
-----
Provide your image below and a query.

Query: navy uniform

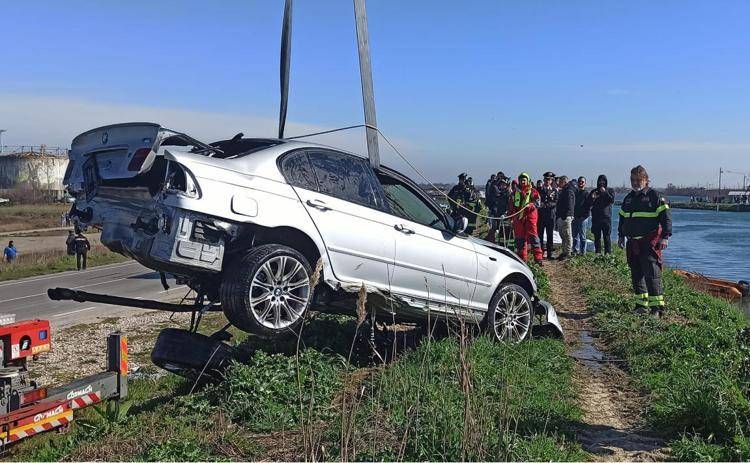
[537,172,558,259]
[448,173,470,225]
[618,187,672,314]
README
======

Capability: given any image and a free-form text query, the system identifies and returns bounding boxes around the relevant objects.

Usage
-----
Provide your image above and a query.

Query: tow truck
[0,314,127,448]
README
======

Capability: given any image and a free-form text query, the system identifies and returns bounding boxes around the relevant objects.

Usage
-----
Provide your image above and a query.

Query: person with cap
[586,174,616,254]
[555,176,575,259]
[537,172,558,259]
[448,173,469,223]
[572,176,591,255]
[618,165,672,317]
[72,228,91,271]
[508,173,543,264]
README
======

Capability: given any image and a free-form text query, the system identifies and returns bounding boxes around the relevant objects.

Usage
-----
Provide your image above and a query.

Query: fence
[0,145,68,156]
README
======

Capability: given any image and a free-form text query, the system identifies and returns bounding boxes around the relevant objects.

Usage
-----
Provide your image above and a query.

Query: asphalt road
[0,261,188,328]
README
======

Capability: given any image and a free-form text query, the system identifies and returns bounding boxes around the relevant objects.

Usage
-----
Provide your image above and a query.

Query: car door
[375,169,482,314]
[283,149,397,291]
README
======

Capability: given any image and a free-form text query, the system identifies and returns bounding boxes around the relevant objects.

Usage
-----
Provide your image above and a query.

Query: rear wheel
[221,244,313,338]
[485,283,533,343]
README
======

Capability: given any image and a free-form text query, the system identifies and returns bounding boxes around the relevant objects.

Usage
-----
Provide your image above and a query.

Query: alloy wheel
[249,255,311,329]
[493,289,532,342]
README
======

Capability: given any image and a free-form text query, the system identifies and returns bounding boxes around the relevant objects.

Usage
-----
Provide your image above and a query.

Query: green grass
[7,308,586,461]
[570,251,750,460]
[337,335,586,461]
[0,245,129,281]
[0,203,69,232]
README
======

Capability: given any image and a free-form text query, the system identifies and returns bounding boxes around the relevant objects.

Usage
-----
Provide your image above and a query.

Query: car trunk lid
[65,123,163,193]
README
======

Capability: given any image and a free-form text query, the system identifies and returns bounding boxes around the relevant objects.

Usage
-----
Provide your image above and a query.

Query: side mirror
[452,216,468,234]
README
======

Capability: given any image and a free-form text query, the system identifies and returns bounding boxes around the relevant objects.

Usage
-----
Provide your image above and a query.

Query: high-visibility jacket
[618,187,672,239]
[510,187,538,219]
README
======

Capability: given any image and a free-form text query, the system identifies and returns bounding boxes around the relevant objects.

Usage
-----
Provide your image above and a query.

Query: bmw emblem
[102,132,109,144]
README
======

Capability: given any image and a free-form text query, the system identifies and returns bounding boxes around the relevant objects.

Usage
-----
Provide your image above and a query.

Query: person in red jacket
[508,172,543,264]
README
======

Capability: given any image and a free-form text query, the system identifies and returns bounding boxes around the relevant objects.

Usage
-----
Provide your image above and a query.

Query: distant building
[0,146,69,199]
[728,190,750,204]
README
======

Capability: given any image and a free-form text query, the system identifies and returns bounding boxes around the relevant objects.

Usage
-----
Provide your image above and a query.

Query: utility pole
[0,129,6,154]
[718,167,722,202]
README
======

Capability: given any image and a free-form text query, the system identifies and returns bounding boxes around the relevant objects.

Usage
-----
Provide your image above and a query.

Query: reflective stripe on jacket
[618,187,672,239]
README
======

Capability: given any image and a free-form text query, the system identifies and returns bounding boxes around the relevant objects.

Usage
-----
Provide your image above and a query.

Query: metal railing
[0,145,68,156]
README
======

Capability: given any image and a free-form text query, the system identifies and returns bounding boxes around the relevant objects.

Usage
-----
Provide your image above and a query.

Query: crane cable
[287,124,534,221]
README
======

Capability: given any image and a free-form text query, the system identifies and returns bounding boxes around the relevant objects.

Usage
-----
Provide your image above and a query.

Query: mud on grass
[9,311,586,461]
[570,251,750,460]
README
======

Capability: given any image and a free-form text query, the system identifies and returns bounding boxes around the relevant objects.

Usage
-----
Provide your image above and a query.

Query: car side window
[377,173,448,231]
[307,150,384,210]
[280,151,318,191]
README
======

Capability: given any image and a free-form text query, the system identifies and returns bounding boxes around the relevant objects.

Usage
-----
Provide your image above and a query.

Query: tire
[221,244,313,338]
[151,328,238,382]
[484,283,534,343]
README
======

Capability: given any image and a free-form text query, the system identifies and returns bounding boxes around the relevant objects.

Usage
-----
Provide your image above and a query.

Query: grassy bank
[569,251,750,460]
[0,245,129,281]
[10,309,586,461]
[0,203,70,233]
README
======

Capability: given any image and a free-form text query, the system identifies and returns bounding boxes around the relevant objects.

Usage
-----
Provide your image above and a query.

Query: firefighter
[618,165,672,316]
[508,173,543,264]
[537,171,558,259]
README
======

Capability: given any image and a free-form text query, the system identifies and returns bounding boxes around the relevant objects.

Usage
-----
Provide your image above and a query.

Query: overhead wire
[286,124,533,221]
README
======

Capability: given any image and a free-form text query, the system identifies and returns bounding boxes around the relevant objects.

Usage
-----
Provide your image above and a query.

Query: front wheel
[221,244,313,338]
[484,283,534,342]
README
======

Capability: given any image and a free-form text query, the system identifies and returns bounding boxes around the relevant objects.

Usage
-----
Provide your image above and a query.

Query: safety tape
[70,392,101,409]
[1,410,73,443]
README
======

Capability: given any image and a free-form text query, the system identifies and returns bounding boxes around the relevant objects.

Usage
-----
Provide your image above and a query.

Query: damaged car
[62,122,562,343]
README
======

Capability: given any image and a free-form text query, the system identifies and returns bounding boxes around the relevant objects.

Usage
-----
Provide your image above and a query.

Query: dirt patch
[28,310,200,385]
[545,260,669,461]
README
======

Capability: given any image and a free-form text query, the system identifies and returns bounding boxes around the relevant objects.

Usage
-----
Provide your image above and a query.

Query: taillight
[128,148,152,171]
[20,388,48,406]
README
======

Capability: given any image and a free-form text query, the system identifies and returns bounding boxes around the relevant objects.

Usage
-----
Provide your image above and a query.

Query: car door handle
[306,199,330,211]
[394,224,415,234]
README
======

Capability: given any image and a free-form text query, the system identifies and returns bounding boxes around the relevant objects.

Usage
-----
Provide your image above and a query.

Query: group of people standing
[472,171,616,263]
[447,164,672,317]
[546,173,617,260]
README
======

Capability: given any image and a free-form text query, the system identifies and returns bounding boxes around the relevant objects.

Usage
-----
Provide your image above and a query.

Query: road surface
[0,260,188,328]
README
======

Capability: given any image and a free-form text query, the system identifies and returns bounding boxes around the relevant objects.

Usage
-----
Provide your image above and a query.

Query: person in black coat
[555,176,576,259]
[537,171,558,259]
[586,174,616,254]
